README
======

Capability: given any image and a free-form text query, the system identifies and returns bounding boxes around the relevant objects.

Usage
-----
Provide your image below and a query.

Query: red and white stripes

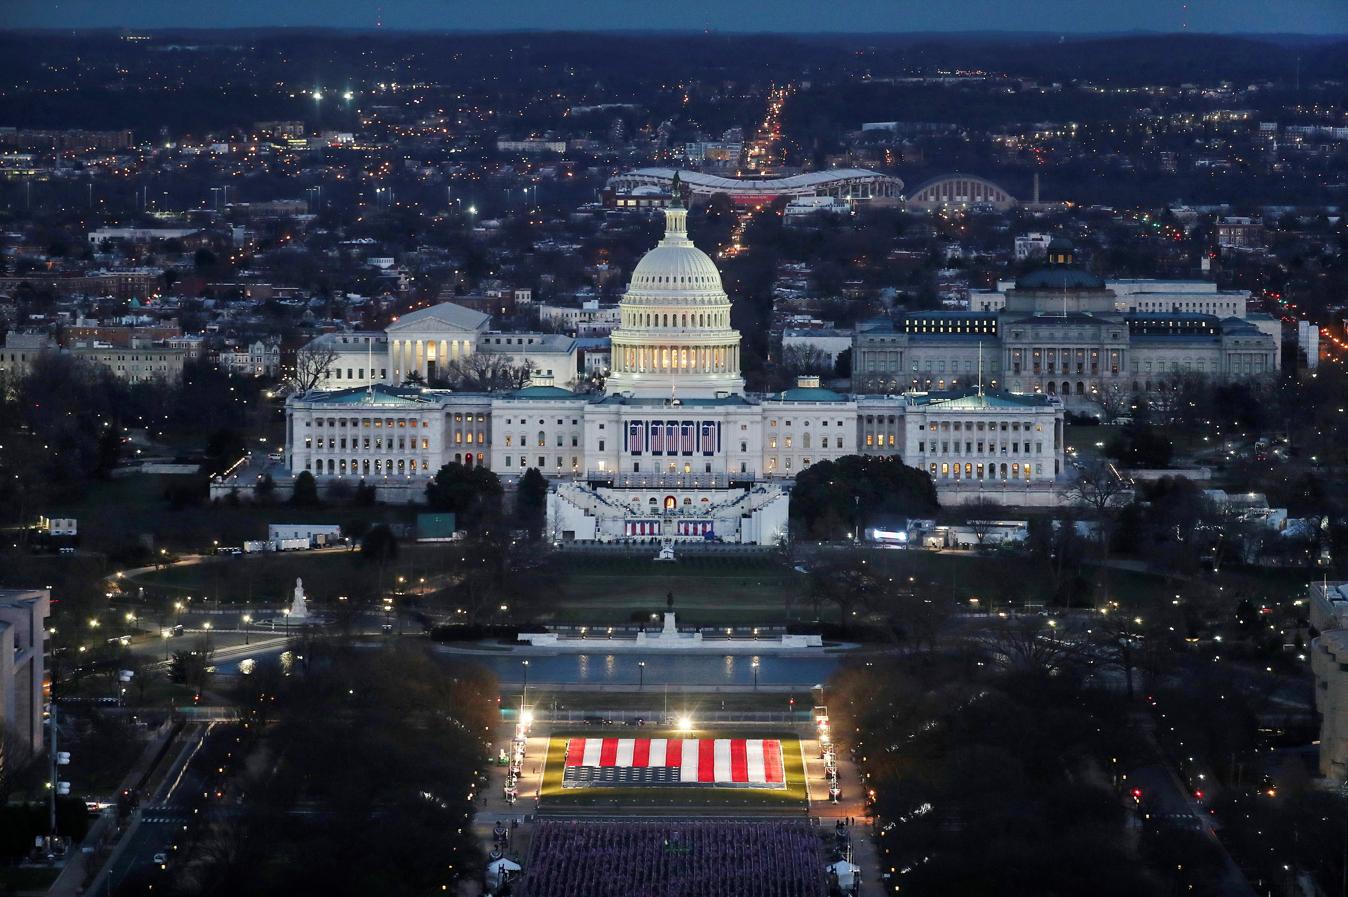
[563,737,784,785]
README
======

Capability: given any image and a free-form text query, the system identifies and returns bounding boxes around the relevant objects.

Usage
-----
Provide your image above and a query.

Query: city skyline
[2,21,1346,897]
[7,0,1348,34]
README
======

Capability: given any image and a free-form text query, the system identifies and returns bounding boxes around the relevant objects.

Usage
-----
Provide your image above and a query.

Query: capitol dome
[605,194,744,399]
[627,215,725,292]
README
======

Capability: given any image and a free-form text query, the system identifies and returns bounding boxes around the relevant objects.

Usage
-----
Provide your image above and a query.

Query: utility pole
[48,703,57,836]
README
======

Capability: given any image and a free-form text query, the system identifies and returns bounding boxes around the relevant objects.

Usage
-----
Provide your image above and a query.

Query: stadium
[606,167,904,207]
[905,172,1018,211]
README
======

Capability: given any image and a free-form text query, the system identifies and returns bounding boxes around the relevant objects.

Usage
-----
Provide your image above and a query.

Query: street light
[202,621,212,652]
[521,659,529,692]
[638,661,646,691]
[752,658,760,691]
[241,614,252,645]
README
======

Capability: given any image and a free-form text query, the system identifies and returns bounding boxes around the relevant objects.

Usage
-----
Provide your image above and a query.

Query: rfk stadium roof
[609,167,903,199]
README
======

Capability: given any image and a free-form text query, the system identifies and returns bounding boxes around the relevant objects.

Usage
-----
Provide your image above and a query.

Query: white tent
[827,859,860,889]
[485,857,522,890]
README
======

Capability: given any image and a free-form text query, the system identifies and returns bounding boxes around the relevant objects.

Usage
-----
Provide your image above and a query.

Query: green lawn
[537,554,805,626]
[45,474,415,555]
[0,866,60,890]
[124,543,464,606]
[538,730,808,810]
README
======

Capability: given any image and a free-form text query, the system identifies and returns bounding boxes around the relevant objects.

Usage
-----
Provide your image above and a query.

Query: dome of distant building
[1015,267,1107,291]
[605,202,744,398]
[1014,238,1105,290]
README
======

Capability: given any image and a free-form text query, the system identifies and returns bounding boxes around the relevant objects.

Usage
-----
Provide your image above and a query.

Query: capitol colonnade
[388,336,476,382]
[613,344,740,375]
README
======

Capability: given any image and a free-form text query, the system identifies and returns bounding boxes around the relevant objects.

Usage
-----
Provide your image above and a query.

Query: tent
[485,857,522,890]
[827,859,860,889]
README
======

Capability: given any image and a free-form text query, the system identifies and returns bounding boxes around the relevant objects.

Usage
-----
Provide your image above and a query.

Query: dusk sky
[6,0,1347,34]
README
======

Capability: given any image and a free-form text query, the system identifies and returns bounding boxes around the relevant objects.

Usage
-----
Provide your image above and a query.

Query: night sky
[6,0,1347,34]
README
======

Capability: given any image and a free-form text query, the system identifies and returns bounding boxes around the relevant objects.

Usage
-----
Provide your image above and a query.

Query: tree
[964,498,1002,548]
[780,344,832,377]
[437,354,536,391]
[290,470,320,507]
[1145,371,1208,428]
[1067,458,1131,521]
[1105,419,1173,469]
[1096,381,1132,421]
[169,647,211,690]
[789,455,938,541]
[833,348,853,379]
[290,342,340,393]
[255,472,275,504]
[807,554,891,626]
[171,642,496,896]
[360,524,398,563]
[1026,515,1090,606]
[988,616,1081,676]
[514,467,548,538]
[352,479,377,506]
[425,463,503,529]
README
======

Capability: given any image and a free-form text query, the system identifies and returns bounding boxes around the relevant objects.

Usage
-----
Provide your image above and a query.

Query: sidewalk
[801,734,881,894]
[48,722,200,897]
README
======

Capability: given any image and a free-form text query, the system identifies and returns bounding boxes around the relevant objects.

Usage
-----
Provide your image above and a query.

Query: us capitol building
[259,203,1090,544]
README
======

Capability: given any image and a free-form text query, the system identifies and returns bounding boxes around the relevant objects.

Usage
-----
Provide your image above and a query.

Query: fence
[508,708,812,725]
[554,541,776,557]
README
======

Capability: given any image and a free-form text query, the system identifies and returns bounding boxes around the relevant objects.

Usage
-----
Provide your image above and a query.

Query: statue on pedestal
[288,577,310,620]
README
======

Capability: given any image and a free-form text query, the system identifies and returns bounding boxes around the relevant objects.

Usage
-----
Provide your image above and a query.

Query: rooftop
[1014,267,1108,291]
[910,388,1056,410]
[386,301,491,333]
[504,385,585,400]
[768,385,849,403]
[621,167,900,193]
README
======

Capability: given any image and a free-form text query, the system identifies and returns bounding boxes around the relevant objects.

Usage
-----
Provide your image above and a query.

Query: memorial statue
[288,577,310,620]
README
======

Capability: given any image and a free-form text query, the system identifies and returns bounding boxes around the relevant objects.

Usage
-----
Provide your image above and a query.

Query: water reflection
[475,652,838,687]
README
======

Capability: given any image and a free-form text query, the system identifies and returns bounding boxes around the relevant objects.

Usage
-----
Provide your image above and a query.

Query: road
[99,724,226,895]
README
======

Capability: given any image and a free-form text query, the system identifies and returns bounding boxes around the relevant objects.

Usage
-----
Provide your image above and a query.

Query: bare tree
[1147,371,1207,428]
[1096,381,1132,421]
[985,616,1080,676]
[1067,458,1130,518]
[781,344,832,376]
[504,358,536,389]
[438,355,537,391]
[964,498,1002,548]
[291,341,340,393]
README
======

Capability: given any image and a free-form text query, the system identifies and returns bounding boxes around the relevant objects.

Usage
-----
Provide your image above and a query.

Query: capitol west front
[268,204,1071,543]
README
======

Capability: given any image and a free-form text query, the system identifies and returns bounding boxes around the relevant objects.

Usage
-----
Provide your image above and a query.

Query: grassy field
[538,730,808,810]
[537,554,805,626]
[44,473,416,555]
[124,542,465,605]
[0,866,60,891]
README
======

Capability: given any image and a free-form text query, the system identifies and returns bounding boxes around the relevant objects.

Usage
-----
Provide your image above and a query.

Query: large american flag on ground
[562,738,786,789]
